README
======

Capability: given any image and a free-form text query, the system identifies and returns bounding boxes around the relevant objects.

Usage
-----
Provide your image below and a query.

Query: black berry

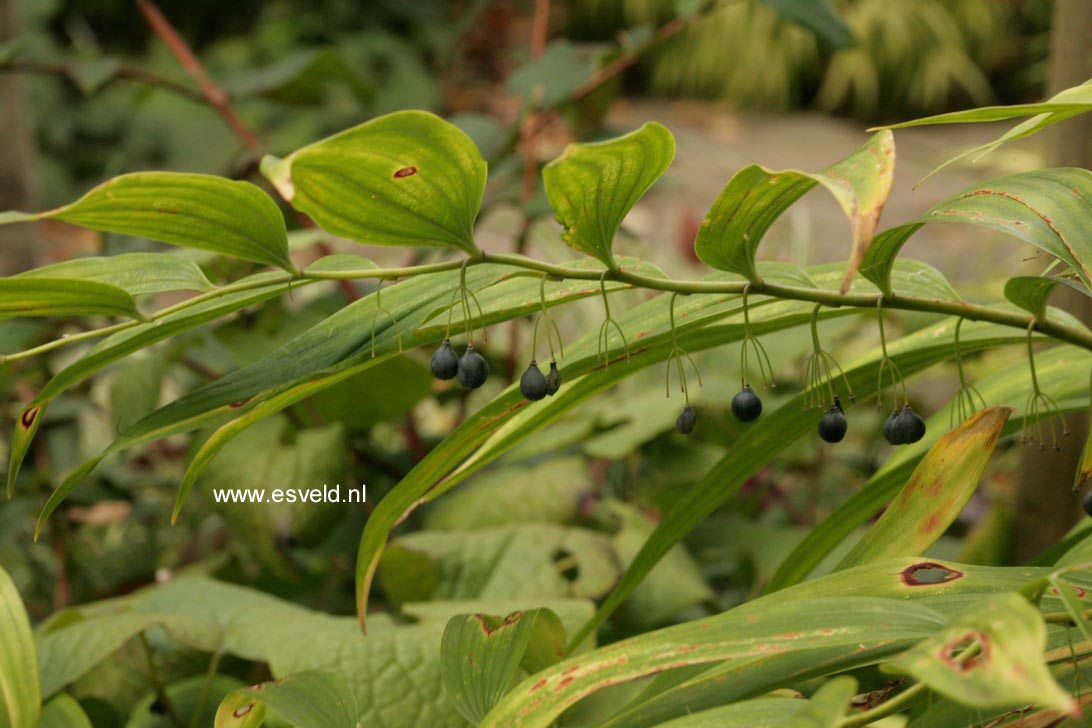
[731,385,762,423]
[1084,489,1092,518]
[882,409,901,445]
[818,398,847,443]
[545,361,561,396]
[892,405,926,444]
[430,339,459,380]
[457,345,489,389]
[676,405,696,434]
[520,360,548,401]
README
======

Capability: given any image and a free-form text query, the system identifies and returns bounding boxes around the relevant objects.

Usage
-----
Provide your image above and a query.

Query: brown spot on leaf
[921,513,942,533]
[901,561,964,587]
[561,665,580,676]
[233,704,254,717]
[1051,585,1087,599]
[393,166,418,179]
[529,678,548,693]
[556,676,575,690]
[229,397,252,408]
[20,406,39,429]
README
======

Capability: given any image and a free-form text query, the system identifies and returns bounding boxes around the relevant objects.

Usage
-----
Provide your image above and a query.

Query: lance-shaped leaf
[837,407,1012,569]
[215,670,357,728]
[0,173,294,271]
[543,122,675,268]
[884,593,1076,716]
[0,278,140,320]
[860,167,1092,295]
[40,694,92,728]
[655,676,857,728]
[694,130,893,292]
[0,564,38,728]
[879,80,1092,180]
[479,597,945,727]
[262,110,486,254]
[14,252,213,296]
[1004,275,1090,321]
[441,609,566,723]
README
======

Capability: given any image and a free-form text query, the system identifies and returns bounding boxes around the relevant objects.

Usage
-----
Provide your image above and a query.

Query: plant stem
[839,681,928,727]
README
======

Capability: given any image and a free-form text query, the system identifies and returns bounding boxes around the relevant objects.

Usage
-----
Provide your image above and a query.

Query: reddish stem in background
[134,0,360,303]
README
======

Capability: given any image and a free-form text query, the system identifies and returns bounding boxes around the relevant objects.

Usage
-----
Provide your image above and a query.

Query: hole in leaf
[20,406,39,428]
[939,631,990,672]
[901,562,964,587]
[552,548,580,582]
[233,704,254,718]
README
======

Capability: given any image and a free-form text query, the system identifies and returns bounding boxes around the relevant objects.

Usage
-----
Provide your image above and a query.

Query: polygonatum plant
[3,83,1092,727]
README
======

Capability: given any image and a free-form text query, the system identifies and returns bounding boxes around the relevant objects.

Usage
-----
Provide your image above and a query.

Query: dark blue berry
[883,409,901,445]
[818,399,847,443]
[731,385,762,423]
[520,361,548,401]
[430,339,459,380]
[676,405,696,434]
[457,345,489,389]
[545,361,561,396]
[893,405,926,444]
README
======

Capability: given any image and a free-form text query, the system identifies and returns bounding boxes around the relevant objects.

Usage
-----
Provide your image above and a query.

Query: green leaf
[15,252,213,295]
[39,694,92,728]
[218,670,357,728]
[262,110,486,253]
[694,130,894,293]
[860,168,1092,295]
[0,278,140,320]
[128,674,245,728]
[0,173,294,271]
[768,342,1092,591]
[1003,275,1089,321]
[885,593,1075,716]
[301,254,377,277]
[0,564,39,728]
[6,272,295,498]
[837,407,1012,569]
[878,80,1092,179]
[480,597,945,727]
[543,122,675,267]
[655,676,856,728]
[757,0,854,47]
[507,40,594,108]
[36,613,165,697]
[1047,574,1092,645]
[441,608,565,723]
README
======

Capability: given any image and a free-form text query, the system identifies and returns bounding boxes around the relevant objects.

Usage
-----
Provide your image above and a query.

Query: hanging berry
[545,361,562,396]
[819,397,848,443]
[892,405,926,444]
[875,299,926,446]
[665,293,702,435]
[882,409,900,445]
[520,360,548,401]
[430,339,459,380]
[458,344,489,389]
[731,285,774,423]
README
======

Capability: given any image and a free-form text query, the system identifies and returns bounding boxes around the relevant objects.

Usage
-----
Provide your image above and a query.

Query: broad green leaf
[885,593,1076,716]
[378,524,618,601]
[1004,275,1089,321]
[0,278,139,320]
[36,613,165,697]
[0,173,294,271]
[656,676,856,728]
[262,110,485,253]
[543,122,675,267]
[6,272,296,498]
[861,168,1092,295]
[441,608,565,723]
[0,564,39,728]
[837,407,1011,569]
[694,130,894,293]
[757,0,854,47]
[879,80,1092,179]
[768,342,1092,591]
[15,252,213,295]
[480,596,945,727]
[39,694,91,728]
[218,671,357,728]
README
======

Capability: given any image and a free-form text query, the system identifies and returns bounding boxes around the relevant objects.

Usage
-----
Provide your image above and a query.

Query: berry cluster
[431,339,489,389]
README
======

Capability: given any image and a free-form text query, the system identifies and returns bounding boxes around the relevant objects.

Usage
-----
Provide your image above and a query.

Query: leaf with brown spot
[441,608,566,723]
[215,670,356,728]
[837,407,1012,569]
[885,593,1075,716]
[694,130,894,293]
